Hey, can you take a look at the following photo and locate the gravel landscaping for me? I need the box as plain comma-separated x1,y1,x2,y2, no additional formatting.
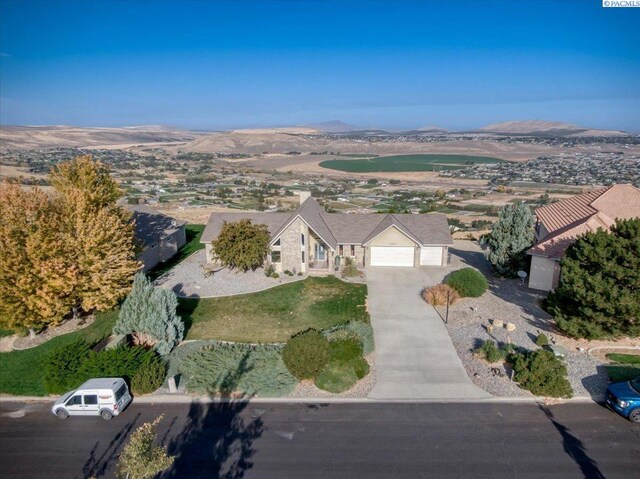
436,240,640,400
155,250,305,298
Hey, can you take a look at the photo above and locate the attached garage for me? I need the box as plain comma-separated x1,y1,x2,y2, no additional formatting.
370,246,415,267
420,246,443,266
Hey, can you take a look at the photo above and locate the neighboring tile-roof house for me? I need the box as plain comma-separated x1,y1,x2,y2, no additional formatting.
529,184,640,259
201,197,454,249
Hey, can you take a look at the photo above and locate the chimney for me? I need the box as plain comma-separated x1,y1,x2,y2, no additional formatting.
299,191,311,204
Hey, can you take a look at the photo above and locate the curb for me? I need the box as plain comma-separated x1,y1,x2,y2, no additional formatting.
0,394,599,405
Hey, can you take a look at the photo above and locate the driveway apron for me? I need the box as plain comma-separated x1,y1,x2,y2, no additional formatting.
366,267,490,399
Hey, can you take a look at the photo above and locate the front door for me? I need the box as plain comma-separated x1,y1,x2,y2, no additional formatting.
65,394,85,416
314,243,326,261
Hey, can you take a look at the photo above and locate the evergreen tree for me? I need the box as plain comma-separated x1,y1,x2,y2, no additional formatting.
484,202,535,277
212,219,270,271
114,273,184,355
547,218,640,339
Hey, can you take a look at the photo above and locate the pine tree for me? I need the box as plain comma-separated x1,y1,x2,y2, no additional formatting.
116,415,174,479
0,182,78,332
114,273,184,355
484,202,535,277
547,218,640,339
51,156,140,313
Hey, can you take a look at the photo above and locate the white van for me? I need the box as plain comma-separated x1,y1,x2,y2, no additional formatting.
51,378,132,420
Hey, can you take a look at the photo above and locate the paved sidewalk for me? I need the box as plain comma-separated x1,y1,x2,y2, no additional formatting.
366,267,490,400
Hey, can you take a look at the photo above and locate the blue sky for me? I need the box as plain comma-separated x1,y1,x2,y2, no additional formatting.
1,0,639,131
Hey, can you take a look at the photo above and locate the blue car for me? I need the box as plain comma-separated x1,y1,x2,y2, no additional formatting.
605,376,640,423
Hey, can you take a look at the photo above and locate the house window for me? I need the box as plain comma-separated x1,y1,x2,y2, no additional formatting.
302,251,305,263
339,245,344,256
350,245,355,256
273,238,281,246
271,251,281,263
301,233,305,246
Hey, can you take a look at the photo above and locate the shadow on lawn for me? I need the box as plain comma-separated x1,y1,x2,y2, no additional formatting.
176,296,200,335
163,352,263,479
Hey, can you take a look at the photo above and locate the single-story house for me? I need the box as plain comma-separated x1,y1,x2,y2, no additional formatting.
129,205,187,272
527,183,640,291
201,192,453,273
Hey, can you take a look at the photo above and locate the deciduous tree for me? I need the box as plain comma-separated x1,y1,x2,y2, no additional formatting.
547,218,640,339
0,182,77,332
51,156,139,313
116,415,174,479
211,219,270,271
483,202,535,277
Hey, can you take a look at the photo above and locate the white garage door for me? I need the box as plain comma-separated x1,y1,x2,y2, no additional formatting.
420,247,443,266
370,246,414,267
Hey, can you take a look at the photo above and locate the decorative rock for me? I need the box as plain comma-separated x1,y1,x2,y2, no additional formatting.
168,375,178,394
505,323,516,332
487,324,494,334
105,334,127,350
492,319,504,329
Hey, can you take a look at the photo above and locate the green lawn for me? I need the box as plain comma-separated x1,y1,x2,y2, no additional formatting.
0,328,15,338
606,353,640,364
606,365,640,383
319,154,505,173
179,276,369,343
0,310,118,396
147,224,205,280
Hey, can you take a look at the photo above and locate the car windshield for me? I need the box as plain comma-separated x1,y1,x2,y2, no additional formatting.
630,377,640,394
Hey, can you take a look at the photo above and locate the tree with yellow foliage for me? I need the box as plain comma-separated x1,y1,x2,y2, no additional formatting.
50,156,140,314
0,182,78,333
0,156,139,333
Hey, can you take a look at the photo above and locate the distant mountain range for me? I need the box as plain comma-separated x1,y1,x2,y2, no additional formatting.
0,119,631,151
301,119,627,136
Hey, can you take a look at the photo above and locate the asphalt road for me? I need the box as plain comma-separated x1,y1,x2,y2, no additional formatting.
0,401,638,478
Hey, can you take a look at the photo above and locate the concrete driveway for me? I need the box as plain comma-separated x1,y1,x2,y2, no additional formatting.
366,267,490,400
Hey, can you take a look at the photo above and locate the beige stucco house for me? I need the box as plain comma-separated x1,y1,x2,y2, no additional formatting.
528,184,640,291
201,193,453,273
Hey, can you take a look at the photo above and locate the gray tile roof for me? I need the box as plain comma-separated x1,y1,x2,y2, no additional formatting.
200,198,452,247
200,212,292,243
127,205,187,247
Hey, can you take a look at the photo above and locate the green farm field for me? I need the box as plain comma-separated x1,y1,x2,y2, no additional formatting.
319,154,505,173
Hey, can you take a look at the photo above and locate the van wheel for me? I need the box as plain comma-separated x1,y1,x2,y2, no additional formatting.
56,409,69,420
100,410,113,421
629,408,640,424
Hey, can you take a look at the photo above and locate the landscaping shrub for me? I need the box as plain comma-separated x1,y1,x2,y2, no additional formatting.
76,346,159,383
341,257,360,277
113,273,184,356
512,349,573,398
313,337,370,393
179,343,297,397
43,341,162,394
264,264,275,277
475,340,503,363
131,357,167,395
43,339,92,394
323,321,375,355
445,268,488,298
314,361,358,393
282,329,330,380
284,270,293,276
422,284,459,306
535,333,549,347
